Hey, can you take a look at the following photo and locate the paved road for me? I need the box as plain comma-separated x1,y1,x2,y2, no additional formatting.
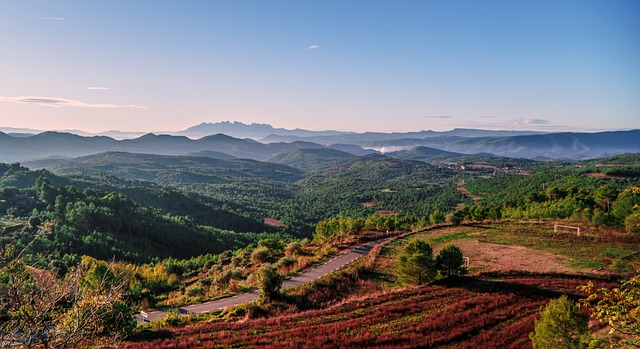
135,239,385,323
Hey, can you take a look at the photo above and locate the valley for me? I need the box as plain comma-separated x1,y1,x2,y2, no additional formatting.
1,127,639,348
3,1,638,346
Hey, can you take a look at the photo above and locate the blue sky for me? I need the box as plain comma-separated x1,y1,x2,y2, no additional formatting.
0,0,638,133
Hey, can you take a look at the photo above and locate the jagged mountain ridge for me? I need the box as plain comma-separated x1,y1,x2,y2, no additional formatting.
1,122,546,141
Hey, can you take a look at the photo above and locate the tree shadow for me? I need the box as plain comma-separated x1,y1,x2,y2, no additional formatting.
128,329,174,341
432,272,616,301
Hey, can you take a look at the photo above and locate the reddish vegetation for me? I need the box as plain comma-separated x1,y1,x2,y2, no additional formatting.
595,164,623,167
463,163,497,170
125,273,615,349
263,217,287,228
457,186,482,201
587,173,607,178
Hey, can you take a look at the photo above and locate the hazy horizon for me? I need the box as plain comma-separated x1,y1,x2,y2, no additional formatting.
1,1,639,133
1,120,639,139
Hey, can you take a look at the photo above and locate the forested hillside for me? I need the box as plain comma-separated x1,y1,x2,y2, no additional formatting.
2,150,640,348
44,152,469,234
1,129,638,164
4,152,640,266
458,154,640,231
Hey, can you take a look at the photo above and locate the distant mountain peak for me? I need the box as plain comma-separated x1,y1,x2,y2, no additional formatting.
192,121,274,127
33,131,83,139
184,121,276,133
200,133,243,141
178,121,345,140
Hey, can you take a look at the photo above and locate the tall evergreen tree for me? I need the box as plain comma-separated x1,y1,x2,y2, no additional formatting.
529,295,589,349
398,238,436,285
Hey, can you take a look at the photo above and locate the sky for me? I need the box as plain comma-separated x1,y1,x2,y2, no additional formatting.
0,0,638,133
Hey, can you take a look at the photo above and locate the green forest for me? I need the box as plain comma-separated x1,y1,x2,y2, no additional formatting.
3,153,640,267
1,151,640,348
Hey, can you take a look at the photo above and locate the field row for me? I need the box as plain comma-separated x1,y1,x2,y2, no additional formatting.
125,273,614,349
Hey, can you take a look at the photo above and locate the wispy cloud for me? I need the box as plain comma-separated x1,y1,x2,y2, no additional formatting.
422,115,452,119
306,45,320,50
0,96,147,109
42,17,64,20
85,86,110,90
477,115,496,119
512,118,550,125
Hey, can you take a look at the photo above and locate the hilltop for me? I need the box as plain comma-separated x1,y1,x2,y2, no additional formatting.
1,127,638,164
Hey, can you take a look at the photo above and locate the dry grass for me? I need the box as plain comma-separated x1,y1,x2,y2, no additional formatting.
375,221,640,286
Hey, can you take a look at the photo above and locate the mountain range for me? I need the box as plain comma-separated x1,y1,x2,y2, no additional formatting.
1,122,638,165
0,121,544,140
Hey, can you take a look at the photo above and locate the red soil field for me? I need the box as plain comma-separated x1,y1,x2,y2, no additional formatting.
263,217,287,228
124,273,615,349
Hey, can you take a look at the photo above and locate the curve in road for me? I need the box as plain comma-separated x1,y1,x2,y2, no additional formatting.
136,239,385,323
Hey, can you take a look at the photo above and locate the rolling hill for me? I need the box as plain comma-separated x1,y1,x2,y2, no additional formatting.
268,148,356,170
359,130,640,160
0,131,377,164
49,152,304,184
2,128,637,164
388,146,535,167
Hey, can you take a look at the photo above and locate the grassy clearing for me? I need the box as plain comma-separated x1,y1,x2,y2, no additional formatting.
428,230,474,243
376,221,640,278
470,221,640,272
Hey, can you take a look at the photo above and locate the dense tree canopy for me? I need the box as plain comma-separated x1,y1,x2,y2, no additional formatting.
435,244,466,277
398,238,436,285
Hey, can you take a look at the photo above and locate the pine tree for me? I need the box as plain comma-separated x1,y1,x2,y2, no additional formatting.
435,244,466,277
529,295,589,349
397,238,436,284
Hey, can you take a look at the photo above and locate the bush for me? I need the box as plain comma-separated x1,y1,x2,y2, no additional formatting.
256,264,283,301
251,246,271,264
625,211,640,234
285,241,303,256
185,282,205,297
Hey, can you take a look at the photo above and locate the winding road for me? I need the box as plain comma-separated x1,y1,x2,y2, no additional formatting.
135,239,387,323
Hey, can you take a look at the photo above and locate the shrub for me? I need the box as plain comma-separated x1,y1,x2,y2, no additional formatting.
285,241,303,256
185,282,205,297
251,246,271,264
256,264,283,301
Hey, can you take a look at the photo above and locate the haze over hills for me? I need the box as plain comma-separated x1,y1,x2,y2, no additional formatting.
0,121,547,140
1,122,638,164
268,148,356,171
0,131,333,163
259,128,548,144
387,146,536,169
179,122,547,140
179,121,349,139
359,130,640,160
